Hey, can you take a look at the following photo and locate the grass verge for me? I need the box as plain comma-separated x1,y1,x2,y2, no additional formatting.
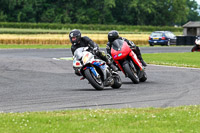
1,105,200,133
143,52,200,68
0,28,182,36
0,28,155,34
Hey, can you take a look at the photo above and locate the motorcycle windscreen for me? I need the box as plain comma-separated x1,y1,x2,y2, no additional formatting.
74,47,84,60
112,39,124,51
111,39,131,60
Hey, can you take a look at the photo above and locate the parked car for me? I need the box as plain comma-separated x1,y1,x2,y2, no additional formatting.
148,31,177,46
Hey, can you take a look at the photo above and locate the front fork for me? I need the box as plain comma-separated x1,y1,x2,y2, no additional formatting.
84,66,100,79
83,63,111,81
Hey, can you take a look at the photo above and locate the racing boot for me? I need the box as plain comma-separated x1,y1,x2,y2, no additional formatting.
110,63,118,72
106,59,118,72
140,59,147,67
99,51,118,71
133,46,147,67
137,55,147,67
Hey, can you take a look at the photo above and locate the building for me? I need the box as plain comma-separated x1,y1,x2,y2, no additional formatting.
176,21,198,45
183,21,200,36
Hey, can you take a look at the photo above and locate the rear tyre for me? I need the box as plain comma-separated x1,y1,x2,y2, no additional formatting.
111,75,122,89
123,63,139,84
84,69,104,90
139,71,147,82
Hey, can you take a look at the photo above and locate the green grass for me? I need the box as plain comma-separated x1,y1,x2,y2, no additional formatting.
1,105,200,133
0,28,152,34
0,28,183,35
143,52,200,68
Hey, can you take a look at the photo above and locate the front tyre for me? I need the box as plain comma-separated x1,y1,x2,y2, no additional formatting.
84,69,104,90
123,63,139,84
111,75,122,89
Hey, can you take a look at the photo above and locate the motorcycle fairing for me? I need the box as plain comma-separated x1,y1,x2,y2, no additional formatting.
114,60,125,74
111,41,131,60
129,51,143,71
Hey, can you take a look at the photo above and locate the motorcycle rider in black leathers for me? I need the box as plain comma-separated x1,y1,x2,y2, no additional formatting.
69,29,117,76
106,30,147,67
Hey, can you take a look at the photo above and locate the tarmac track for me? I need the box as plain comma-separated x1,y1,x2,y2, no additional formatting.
1,46,200,112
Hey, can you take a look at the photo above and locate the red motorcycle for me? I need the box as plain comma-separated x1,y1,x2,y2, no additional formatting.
111,39,147,83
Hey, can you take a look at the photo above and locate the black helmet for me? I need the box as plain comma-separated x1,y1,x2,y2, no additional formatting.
69,29,81,45
108,30,119,42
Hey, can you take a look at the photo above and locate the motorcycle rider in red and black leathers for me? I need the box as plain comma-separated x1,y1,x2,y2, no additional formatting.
69,29,117,75
106,30,147,67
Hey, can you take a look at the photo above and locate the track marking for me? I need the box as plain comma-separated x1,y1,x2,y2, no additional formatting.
52,57,73,61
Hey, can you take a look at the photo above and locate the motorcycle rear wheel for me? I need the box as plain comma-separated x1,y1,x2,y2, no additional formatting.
84,69,104,90
139,71,147,82
123,63,139,84
111,75,122,89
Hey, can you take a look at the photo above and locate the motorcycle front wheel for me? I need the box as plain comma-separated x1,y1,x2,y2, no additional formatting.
84,69,104,90
123,63,139,84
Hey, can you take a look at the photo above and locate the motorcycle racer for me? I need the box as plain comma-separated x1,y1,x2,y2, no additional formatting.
106,30,147,67
69,29,117,75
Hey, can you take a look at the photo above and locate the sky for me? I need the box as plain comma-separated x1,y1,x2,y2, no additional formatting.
196,0,200,5
195,0,200,15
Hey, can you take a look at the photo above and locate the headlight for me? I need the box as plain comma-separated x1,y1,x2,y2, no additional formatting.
73,60,82,67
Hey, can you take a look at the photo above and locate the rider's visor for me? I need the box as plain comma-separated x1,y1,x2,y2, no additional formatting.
72,37,77,41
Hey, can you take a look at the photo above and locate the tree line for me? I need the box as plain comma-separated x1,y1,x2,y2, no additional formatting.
0,0,200,26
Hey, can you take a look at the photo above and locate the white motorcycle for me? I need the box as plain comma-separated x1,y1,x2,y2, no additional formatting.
73,47,122,90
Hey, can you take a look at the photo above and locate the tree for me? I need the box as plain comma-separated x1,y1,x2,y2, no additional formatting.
185,0,200,23
0,11,7,22
0,0,199,25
